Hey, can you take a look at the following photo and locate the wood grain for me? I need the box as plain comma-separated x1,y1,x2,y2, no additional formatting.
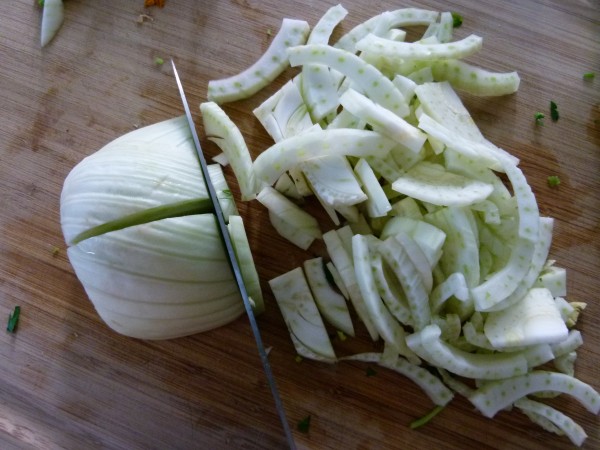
1,1,598,449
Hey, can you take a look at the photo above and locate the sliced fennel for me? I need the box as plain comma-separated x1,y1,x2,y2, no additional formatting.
207,18,310,103
196,6,597,446
200,102,257,201
269,267,336,361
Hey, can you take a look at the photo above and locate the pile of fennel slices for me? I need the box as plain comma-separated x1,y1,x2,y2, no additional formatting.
60,4,599,447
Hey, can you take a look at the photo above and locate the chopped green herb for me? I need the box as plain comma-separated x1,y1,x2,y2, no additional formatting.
50,245,60,256
336,330,347,341
451,12,463,28
297,415,311,433
550,100,559,122
294,355,303,363
534,112,545,124
583,72,595,80
154,57,165,66
366,366,377,377
266,28,272,37
547,175,561,187
38,0,44,6
7,306,21,333
410,405,445,429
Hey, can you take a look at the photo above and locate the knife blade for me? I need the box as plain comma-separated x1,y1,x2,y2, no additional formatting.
171,60,296,449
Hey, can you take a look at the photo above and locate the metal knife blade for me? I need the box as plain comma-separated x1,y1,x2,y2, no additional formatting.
171,60,296,449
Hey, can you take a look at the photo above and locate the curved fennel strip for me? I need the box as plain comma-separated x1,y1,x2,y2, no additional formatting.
431,59,521,96
302,4,348,121
339,88,427,153
376,237,431,330
406,324,530,380
353,234,412,355
41,0,64,47
287,44,410,117
356,34,483,61
323,229,379,340
391,161,494,207
354,158,392,218
200,102,257,201
515,398,588,447
471,159,540,311
334,8,439,52
207,18,310,103
252,128,396,188
469,371,600,418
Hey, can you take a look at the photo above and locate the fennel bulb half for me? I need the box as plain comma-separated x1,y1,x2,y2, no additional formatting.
60,116,262,339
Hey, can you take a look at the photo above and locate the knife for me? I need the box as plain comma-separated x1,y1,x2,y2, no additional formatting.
171,60,296,449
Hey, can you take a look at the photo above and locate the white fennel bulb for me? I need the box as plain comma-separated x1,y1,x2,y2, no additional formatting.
60,116,262,339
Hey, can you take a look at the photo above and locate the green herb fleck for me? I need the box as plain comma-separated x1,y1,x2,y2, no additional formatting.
266,28,272,37
297,415,311,433
534,112,545,124
38,0,44,6
451,12,463,28
583,72,595,80
336,330,347,341
294,355,303,363
7,306,21,333
154,57,164,66
550,100,559,122
366,366,377,377
410,405,445,429
547,175,561,187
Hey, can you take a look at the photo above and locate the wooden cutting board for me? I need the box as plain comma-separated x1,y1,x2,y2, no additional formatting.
1,1,598,448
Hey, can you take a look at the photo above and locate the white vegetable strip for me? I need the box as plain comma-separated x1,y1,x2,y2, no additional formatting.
339,88,427,152
41,0,64,47
379,357,454,406
551,330,583,358
269,267,336,360
207,18,310,103
353,234,411,355
356,34,483,61
303,257,355,337
431,59,521,96
406,324,530,380
515,398,588,447
302,4,348,121
301,156,367,207
287,44,410,117
326,261,349,300
370,250,413,327
353,158,392,217
430,272,469,314
418,114,509,170
257,186,321,250
334,8,439,52
469,371,600,418
253,128,396,188
380,217,446,268
377,237,431,330
393,232,433,294
200,102,257,201
323,229,379,340
487,217,554,312
392,162,494,207
228,215,264,313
